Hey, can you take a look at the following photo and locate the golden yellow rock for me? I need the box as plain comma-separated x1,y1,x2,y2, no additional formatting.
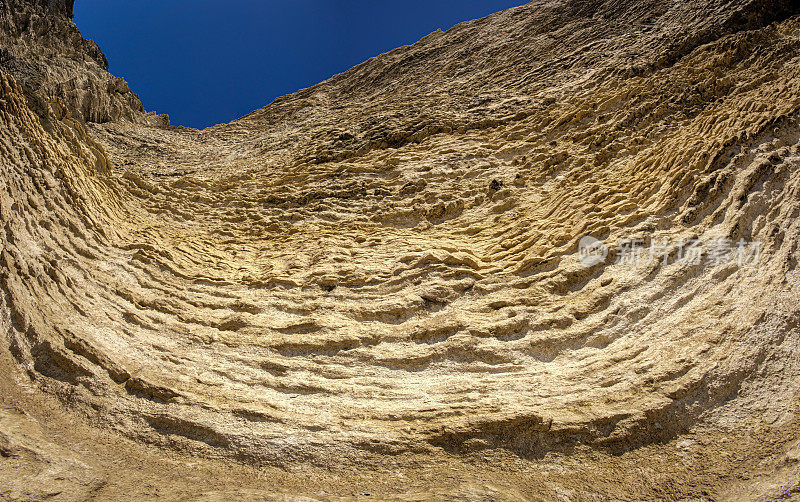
1,0,800,499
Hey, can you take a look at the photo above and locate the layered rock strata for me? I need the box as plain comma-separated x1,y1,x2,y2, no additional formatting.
2,0,800,499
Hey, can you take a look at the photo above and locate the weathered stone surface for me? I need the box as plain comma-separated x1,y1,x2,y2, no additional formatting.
1,0,800,499
0,0,168,125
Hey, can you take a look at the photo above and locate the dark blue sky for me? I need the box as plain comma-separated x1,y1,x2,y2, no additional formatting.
74,1,526,129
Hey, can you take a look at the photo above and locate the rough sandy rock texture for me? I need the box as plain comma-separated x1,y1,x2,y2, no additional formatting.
0,0,168,125
2,0,800,499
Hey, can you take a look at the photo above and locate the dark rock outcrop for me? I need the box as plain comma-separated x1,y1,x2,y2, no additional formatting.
0,0,168,125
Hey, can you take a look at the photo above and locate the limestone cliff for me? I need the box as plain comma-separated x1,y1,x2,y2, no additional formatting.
0,0,168,124
1,0,800,499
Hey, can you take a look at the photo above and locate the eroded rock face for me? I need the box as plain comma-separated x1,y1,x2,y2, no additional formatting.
0,0,168,125
1,0,800,499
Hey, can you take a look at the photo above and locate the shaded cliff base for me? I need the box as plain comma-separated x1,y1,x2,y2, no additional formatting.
1,346,799,500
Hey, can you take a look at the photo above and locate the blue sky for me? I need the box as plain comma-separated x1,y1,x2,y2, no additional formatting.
74,1,527,129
